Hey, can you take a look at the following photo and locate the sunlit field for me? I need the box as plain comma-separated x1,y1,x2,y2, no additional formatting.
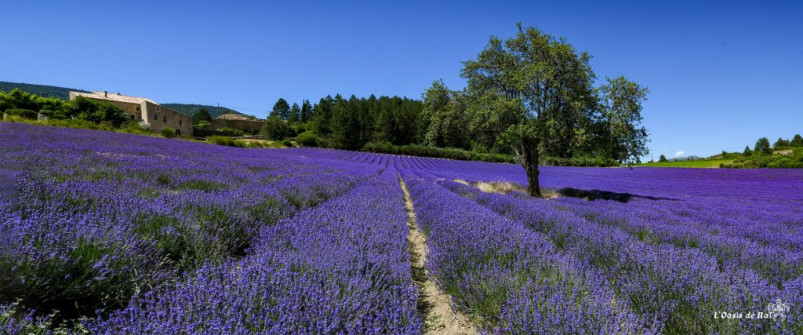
1,123,801,334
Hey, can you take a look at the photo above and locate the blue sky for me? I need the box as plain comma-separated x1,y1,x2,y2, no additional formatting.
1,1,801,158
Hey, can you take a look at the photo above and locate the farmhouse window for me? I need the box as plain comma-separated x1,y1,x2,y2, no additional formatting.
179,120,182,126
154,114,158,120
163,116,167,123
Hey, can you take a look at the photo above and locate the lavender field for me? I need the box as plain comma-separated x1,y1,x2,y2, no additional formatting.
1,123,801,334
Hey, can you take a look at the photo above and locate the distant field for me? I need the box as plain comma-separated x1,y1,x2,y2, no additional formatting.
638,159,731,168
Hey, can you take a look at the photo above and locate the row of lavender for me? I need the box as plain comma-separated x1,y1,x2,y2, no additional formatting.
401,168,658,333
1,123,418,333
397,154,803,252
388,154,802,333
88,169,419,333
396,155,803,281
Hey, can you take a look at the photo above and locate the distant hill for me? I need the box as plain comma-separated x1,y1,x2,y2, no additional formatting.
0,81,88,100
667,155,701,162
0,81,246,119
161,104,242,119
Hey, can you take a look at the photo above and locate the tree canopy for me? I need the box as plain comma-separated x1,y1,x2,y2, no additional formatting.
192,108,212,124
792,134,803,147
271,98,290,120
754,137,772,155
457,23,649,196
1,89,127,126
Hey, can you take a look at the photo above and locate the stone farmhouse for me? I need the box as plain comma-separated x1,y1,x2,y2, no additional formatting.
69,91,193,136
211,112,265,135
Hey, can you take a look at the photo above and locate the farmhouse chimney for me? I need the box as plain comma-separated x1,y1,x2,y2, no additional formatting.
104,91,108,97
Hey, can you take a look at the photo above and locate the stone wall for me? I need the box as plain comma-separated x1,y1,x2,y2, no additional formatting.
141,101,193,136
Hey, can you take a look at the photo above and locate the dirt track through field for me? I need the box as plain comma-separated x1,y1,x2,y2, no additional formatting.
398,175,478,335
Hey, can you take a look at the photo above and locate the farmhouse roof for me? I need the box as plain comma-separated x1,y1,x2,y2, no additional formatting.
71,91,157,105
214,112,259,121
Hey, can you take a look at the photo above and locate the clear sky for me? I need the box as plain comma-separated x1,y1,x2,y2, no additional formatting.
1,1,801,159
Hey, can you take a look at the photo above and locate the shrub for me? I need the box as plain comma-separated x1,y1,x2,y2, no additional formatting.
194,120,211,129
217,127,244,137
541,156,618,167
362,141,515,163
38,109,66,120
260,117,289,140
161,127,176,138
280,139,293,147
67,97,128,127
4,108,37,120
138,121,152,131
209,136,246,148
291,123,308,135
296,131,322,147
1,89,68,117
243,140,286,149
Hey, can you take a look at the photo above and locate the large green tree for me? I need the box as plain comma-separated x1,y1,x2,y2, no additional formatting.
271,98,290,120
330,95,363,149
375,96,423,145
773,137,790,148
460,24,647,197
312,96,334,135
261,116,289,140
421,80,470,149
288,103,301,123
754,137,772,155
791,134,803,147
66,97,127,127
300,99,312,123
596,76,649,164
192,108,212,124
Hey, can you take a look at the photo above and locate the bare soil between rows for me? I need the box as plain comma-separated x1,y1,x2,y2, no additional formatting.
399,175,477,335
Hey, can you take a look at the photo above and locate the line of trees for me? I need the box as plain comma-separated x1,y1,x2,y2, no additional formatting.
723,134,803,168
742,135,803,156
0,89,128,127
262,95,425,151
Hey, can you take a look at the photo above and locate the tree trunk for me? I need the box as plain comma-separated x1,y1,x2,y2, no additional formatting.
517,136,542,198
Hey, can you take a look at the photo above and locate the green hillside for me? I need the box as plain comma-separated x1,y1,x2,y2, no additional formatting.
639,159,732,168
0,81,87,100
161,104,241,118
0,81,244,118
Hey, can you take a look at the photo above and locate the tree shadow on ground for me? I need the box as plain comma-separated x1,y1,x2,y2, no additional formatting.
557,187,677,203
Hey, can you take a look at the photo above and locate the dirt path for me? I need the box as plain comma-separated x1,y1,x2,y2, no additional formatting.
398,175,478,335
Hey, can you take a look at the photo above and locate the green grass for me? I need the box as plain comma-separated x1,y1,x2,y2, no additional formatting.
638,159,732,168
